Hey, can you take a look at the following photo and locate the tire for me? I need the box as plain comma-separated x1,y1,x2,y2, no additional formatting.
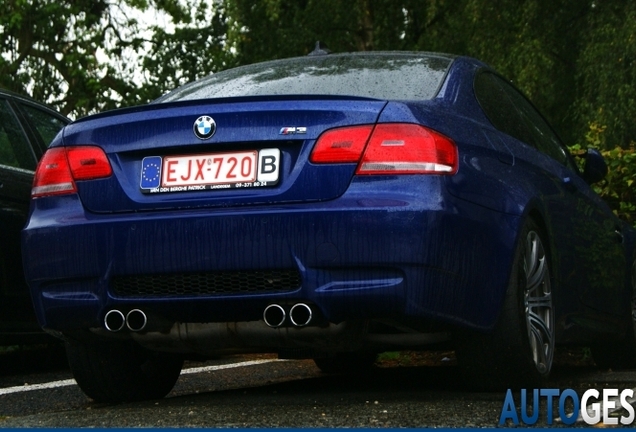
592,259,636,369
66,339,183,403
313,352,377,374
456,219,555,389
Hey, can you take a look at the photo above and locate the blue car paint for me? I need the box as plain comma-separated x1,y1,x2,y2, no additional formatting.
24,172,520,331
67,98,388,213
21,54,633,350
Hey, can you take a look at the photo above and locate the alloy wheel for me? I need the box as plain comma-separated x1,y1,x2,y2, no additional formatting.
523,230,554,375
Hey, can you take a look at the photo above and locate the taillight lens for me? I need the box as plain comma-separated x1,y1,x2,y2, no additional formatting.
32,146,112,198
310,123,457,175
357,124,457,175
66,147,113,180
310,125,374,163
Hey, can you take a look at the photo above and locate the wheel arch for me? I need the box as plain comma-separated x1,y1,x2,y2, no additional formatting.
518,205,558,288
455,207,557,387
506,205,560,322
525,209,553,260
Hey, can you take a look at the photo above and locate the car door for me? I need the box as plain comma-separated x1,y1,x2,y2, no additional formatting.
475,71,625,318
0,96,39,324
496,76,626,318
0,94,67,333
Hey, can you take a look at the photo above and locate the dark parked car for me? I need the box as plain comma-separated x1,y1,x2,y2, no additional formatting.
22,51,636,402
0,89,68,344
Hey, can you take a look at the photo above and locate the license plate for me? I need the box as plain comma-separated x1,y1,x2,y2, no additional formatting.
140,148,280,193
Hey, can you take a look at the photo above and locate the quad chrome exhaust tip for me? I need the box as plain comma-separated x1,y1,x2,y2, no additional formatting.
105,303,313,332
104,309,147,332
289,303,312,327
263,303,313,328
263,304,286,328
126,309,147,332
104,309,126,332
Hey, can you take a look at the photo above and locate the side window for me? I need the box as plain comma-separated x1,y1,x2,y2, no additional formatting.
475,71,576,170
497,80,570,166
20,104,66,146
474,72,536,147
0,99,36,170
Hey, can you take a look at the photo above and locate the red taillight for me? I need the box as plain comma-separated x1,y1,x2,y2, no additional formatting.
31,148,75,197
66,147,113,180
32,146,112,198
310,125,374,163
310,123,457,175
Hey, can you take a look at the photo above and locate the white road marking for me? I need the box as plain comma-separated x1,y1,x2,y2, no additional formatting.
180,359,283,375
0,359,282,396
0,379,77,396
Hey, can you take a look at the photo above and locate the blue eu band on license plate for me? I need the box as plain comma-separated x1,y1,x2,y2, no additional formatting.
140,148,280,193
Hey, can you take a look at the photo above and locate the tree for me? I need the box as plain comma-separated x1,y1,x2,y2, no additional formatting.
223,0,635,150
0,0,230,118
574,1,636,149
2,0,635,152
1,0,138,117
137,0,234,102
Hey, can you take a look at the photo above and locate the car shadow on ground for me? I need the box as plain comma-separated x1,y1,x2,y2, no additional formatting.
0,343,68,376
171,347,605,405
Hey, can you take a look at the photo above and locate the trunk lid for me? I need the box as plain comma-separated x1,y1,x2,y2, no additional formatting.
63,96,387,213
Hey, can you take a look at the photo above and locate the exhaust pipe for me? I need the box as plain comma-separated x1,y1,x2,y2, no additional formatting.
263,304,286,328
289,303,313,327
126,309,147,332
104,310,125,332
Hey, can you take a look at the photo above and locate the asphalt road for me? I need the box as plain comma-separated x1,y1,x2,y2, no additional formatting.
0,345,635,428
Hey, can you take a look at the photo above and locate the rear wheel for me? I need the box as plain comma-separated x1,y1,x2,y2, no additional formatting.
592,260,636,369
66,338,183,403
456,219,555,389
313,352,377,374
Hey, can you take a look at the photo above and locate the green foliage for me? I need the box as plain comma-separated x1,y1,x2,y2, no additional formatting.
0,0,230,118
376,351,401,361
137,1,233,102
569,123,636,226
223,0,636,152
0,0,635,158
0,0,122,117
574,1,636,150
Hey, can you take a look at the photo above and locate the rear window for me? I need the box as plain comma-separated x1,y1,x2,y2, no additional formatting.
157,53,453,103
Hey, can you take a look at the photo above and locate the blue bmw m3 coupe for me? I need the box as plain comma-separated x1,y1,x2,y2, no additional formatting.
22,51,636,402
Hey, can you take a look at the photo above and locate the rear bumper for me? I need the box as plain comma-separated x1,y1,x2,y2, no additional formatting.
23,176,520,334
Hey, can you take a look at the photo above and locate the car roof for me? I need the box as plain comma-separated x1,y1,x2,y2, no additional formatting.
0,87,68,118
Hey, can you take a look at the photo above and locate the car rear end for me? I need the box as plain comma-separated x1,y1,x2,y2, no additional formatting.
22,53,518,358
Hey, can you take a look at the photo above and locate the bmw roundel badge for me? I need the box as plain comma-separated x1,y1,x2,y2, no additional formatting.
193,115,216,140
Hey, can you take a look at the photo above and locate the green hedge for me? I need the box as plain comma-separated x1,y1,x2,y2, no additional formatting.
569,123,636,226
